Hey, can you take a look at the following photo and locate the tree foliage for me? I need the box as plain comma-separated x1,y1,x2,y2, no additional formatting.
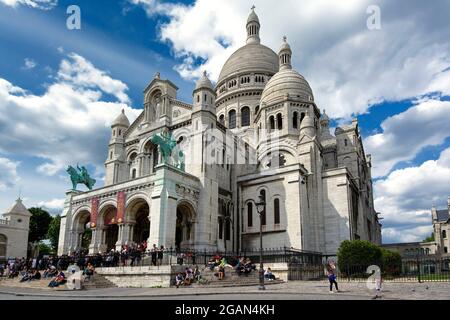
47,215,61,251
28,208,53,243
423,233,435,242
337,240,402,276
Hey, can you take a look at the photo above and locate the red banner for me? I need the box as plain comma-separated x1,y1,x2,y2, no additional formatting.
116,191,126,224
90,197,99,228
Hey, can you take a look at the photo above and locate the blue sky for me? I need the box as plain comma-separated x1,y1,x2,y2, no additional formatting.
0,0,449,244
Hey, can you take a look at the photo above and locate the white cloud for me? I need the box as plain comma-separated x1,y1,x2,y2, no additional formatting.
37,198,64,210
365,99,450,177
0,157,20,191
0,52,141,176
0,0,57,10
375,147,450,243
129,0,450,119
22,58,37,70
58,53,130,104
382,226,432,244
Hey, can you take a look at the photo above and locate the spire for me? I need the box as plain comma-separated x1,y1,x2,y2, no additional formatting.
279,36,292,70
246,6,260,44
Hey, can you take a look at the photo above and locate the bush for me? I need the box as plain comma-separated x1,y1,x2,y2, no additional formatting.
381,248,402,276
337,240,402,277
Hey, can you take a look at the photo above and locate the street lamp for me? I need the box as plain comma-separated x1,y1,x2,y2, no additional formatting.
255,194,266,290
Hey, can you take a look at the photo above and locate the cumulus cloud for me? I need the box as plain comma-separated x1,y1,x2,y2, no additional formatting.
0,52,140,176
375,147,450,243
0,0,57,10
0,157,20,191
22,58,37,70
365,99,450,177
37,198,65,210
129,0,450,119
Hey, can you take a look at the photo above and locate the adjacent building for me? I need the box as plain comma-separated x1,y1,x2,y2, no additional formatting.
0,198,31,261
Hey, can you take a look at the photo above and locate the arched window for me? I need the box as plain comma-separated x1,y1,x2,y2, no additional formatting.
293,112,298,129
110,151,113,160
131,169,137,179
118,129,122,136
152,148,159,171
269,116,275,130
277,113,283,130
0,234,7,258
247,203,253,227
229,110,236,129
300,113,306,126
260,190,266,226
344,139,348,147
197,95,200,103
219,114,225,126
241,107,250,127
445,247,449,254
274,198,280,224
225,219,231,241
218,218,223,240
443,230,447,239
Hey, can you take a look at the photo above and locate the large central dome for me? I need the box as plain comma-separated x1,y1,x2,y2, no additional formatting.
217,43,278,85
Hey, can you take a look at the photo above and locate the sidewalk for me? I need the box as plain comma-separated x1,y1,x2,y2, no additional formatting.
1,280,449,299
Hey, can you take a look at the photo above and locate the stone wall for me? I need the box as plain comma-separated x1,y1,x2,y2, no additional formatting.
96,265,186,288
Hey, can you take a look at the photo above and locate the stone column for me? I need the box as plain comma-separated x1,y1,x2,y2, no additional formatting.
149,164,178,248
116,224,125,251
57,189,83,256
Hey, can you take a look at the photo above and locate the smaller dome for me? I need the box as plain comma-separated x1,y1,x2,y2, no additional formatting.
195,71,214,91
112,109,130,127
260,69,314,104
247,8,260,25
320,110,330,123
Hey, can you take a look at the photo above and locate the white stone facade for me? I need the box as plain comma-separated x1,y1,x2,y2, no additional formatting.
0,199,31,261
58,9,381,256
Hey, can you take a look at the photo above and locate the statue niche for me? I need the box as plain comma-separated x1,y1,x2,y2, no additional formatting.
145,91,162,123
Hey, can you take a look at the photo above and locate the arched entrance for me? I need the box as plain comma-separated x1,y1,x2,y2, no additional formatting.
131,200,150,244
175,202,195,249
0,234,7,260
72,210,91,252
102,206,119,251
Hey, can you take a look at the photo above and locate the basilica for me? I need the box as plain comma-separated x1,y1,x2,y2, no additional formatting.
58,9,381,256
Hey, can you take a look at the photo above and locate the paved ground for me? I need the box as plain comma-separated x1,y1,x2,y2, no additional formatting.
1,280,450,300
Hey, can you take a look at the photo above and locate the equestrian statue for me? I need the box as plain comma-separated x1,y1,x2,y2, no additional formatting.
66,164,96,190
150,130,185,172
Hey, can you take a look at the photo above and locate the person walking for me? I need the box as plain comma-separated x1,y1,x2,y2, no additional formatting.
158,245,164,266
151,244,158,266
327,262,339,293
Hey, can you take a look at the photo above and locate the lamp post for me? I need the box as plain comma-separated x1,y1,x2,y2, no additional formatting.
255,194,266,290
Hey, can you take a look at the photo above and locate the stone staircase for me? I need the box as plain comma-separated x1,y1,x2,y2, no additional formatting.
191,266,284,288
83,273,117,289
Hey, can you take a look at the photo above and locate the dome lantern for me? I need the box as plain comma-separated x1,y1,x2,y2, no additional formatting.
279,36,292,71
246,6,260,44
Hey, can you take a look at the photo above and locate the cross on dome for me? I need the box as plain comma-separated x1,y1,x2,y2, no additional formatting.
251,5,255,10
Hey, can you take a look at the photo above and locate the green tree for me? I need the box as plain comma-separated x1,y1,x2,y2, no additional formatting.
47,215,61,251
337,240,383,270
82,228,92,249
28,208,53,243
423,233,435,242
381,248,402,276
38,242,51,256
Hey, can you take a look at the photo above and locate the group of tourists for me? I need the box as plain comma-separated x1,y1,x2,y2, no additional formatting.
175,265,202,288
